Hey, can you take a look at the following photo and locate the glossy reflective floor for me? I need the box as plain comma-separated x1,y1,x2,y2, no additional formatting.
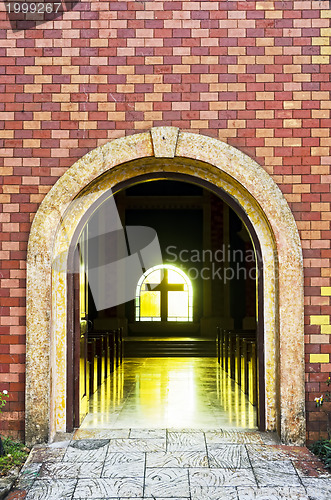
80,358,257,430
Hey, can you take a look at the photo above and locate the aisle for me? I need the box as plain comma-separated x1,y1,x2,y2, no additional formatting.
80,357,257,430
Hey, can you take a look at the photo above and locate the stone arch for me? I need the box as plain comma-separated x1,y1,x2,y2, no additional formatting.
26,127,305,445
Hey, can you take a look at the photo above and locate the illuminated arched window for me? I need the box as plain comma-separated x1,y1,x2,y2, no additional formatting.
135,264,193,322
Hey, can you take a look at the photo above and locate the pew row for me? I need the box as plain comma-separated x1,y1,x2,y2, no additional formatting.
216,327,257,406
86,327,123,396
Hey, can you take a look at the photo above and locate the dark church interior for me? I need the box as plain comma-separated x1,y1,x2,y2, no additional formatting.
75,179,259,430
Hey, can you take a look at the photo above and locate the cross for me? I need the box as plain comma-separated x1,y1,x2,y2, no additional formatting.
146,268,185,321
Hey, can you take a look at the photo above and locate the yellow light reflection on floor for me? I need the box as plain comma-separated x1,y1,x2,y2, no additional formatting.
80,358,257,430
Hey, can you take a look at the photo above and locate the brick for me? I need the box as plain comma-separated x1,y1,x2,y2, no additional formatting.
310,354,330,363
310,315,330,325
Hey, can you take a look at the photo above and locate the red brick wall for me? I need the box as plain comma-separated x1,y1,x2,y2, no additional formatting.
1,1,331,442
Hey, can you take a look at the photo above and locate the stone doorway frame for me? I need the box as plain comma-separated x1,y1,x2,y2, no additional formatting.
26,127,305,445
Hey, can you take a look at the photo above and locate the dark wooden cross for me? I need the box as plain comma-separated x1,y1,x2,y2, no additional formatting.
147,268,185,321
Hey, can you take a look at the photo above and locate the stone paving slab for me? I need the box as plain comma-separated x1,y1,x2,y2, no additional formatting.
237,486,310,499
25,479,77,500
145,468,190,497
167,432,206,452
63,445,109,463
107,438,166,453
301,477,331,500
73,477,144,498
207,443,250,468
189,467,257,488
146,451,208,468
73,429,130,440
102,452,145,478
253,466,302,487
190,486,238,500
129,429,167,439
27,445,67,463
205,429,265,445
38,461,104,479
4,429,331,499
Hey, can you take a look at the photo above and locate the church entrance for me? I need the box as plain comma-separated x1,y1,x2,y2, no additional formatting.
67,176,263,433
26,128,305,446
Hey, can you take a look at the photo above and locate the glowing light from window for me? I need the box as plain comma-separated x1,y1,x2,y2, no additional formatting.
135,264,193,322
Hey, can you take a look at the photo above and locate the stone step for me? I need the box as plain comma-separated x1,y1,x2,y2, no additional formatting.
123,337,216,357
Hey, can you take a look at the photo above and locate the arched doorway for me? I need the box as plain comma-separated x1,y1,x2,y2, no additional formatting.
26,128,305,445
66,174,262,431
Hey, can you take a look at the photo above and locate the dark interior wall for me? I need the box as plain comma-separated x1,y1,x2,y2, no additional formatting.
83,180,256,332
210,193,224,319
125,180,202,197
229,209,248,329
125,209,203,323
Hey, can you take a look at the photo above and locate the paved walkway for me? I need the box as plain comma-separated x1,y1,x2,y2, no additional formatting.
5,428,331,500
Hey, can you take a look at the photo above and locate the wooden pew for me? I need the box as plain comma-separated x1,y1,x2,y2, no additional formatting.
247,340,257,406
87,337,98,395
218,327,226,369
88,330,119,390
79,329,89,403
235,334,241,385
88,332,105,387
216,327,240,376
86,329,123,399
119,327,123,364
216,326,221,364
114,328,122,367
228,331,237,380
221,329,242,380
240,337,257,406
216,327,257,406
108,331,115,374
235,330,256,387
223,329,229,373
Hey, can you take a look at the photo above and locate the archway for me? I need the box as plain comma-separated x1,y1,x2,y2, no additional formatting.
26,127,305,445
68,174,261,431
